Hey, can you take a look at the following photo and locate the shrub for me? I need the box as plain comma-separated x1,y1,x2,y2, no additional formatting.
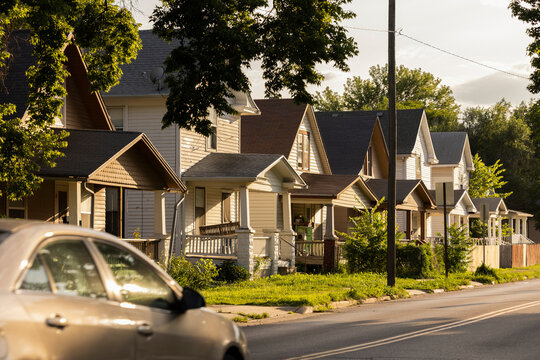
167,255,218,290
397,243,435,278
435,224,473,273
473,263,499,284
216,260,250,283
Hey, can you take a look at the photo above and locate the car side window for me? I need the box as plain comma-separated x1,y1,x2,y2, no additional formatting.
95,242,176,310
39,240,107,299
20,256,51,293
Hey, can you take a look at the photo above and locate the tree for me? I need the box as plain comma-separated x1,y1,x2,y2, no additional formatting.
468,154,512,199
151,0,358,135
0,1,140,200
510,1,540,93
314,64,462,131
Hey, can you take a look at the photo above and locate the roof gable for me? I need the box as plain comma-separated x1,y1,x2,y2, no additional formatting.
366,179,435,208
316,111,380,175
290,173,377,201
431,132,473,167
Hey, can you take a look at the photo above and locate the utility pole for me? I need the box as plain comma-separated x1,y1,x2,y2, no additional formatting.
387,0,397,287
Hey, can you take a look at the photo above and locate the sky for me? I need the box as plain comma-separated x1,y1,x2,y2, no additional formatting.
133,0,538,108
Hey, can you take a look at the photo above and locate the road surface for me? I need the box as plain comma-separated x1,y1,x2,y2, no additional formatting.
244,278,540,359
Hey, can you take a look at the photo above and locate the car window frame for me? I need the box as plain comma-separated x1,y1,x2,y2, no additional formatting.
15,236,115,301
87,238,183,313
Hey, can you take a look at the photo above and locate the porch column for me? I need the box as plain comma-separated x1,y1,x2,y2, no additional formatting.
237,186,254,274
68,181,81,226
324,203,338,272
465,215,470,237
420,211,426,242
280,190,296,266
497,216,502,242
524,218,528,238
510,218,514,234
154,191,167,237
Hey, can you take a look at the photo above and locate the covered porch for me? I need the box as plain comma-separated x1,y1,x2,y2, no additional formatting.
428,190,477,240
180,153,306,275
506,210,534,243
471,197,510,244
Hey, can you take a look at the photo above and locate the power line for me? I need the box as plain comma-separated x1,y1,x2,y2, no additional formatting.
343,25,530,80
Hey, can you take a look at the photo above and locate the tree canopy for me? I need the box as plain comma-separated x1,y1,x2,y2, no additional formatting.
468,154,512,199
510,0,540,93
0,0,140,200
151,0,358,136
314,64,461,131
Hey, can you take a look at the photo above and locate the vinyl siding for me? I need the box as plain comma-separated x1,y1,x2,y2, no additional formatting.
94,185,106,232
431,167,454,190
217,116,240,154
289,112,324,174
333,184,371,209
397,210,407,233
65,75,94,129
249,191,277,233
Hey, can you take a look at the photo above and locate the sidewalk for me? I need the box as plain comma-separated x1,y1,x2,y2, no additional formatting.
208,281,484,326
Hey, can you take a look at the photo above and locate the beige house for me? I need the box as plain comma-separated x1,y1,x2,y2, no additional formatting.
0,33,185,260
103,31,305,274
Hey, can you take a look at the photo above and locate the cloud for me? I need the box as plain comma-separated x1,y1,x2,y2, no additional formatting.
453,71,538,107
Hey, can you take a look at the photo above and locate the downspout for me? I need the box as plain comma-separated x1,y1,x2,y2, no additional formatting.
83,182,95,228
167,194,185,271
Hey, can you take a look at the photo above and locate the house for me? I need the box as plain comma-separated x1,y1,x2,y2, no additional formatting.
0,32,185,260
315,111,436,242
470,198,508,244
241,100,379,268
103,31,305,274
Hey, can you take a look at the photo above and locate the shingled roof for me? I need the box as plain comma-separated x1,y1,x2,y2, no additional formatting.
241,99,308,156
366,179,435,208
0,31,33,119
315,111,380,175
104,30,178,97
431,132,468,165
428,189,468,208
290,173,376,201
471,197,508,214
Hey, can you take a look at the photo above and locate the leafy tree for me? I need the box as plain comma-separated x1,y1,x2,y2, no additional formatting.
0,1,140,200
435,224,472,273
510,0,540,93
151,0,358,135
314,64,461,131
468,154,512,199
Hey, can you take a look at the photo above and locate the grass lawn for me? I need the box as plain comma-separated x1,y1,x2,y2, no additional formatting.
201,264,540,307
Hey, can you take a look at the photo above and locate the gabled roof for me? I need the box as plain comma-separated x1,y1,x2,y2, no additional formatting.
366,179,436,209
315,111,385,175
428,189,476,212
104,30,177,97
38,129,185,191
472,197,508,214
241,99,307,156
355,109,437,162
431,132,473,169
241,99,332,173
289,173,377,202
0,31,113,130
181,153,306,187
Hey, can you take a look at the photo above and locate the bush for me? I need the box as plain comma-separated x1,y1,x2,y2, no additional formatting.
216,260,250,283
435,224,473,273
167,255,218,290
473,263,499,284
397,243,435,278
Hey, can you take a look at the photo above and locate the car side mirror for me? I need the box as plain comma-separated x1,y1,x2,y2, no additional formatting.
176,287,206,313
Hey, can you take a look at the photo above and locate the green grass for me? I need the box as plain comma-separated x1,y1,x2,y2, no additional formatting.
201,264,540,307
237,312,269,320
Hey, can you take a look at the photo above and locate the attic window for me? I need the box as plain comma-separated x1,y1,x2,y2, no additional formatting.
364,146,373,177
297,130,310,171
108,107,124,131
207,109,217,151
415,155,422,179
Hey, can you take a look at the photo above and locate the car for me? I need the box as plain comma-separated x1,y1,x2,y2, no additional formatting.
0,219,249,360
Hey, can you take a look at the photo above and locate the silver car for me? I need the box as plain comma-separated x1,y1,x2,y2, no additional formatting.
0,220,248,360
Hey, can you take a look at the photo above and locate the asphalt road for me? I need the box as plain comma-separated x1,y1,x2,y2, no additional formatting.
243,278,540,359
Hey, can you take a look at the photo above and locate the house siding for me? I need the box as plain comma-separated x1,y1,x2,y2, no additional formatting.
289,112,324,174
94,185,106,232
249,191,277,233
65,75,94,129
27,180,55,221
333,185,371,209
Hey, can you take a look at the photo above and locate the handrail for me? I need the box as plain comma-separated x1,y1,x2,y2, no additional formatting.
280,236,308,257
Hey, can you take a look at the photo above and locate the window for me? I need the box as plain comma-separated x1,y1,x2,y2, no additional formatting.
95,242,176,310
106,188,121,237
207,110,217,150
415,155,422,179
296,131,310,171
222,192,231,223
364,146,373,177
27,240,107,299
195,187,206,232
107,106,124,131
7,199,26,219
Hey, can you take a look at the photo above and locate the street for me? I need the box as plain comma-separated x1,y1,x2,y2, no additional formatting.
244,278,540,359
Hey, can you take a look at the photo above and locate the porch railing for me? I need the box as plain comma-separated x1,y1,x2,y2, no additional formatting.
295,241,325,257
199,222,240,235
124,238,162,262
185,234,238,258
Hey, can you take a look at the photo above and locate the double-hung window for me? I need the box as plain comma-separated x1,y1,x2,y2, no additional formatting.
297,131,310,171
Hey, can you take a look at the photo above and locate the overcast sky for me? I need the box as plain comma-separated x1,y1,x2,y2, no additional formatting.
133,0,538,108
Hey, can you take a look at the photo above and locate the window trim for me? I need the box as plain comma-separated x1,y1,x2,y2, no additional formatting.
297,130,310,171
107,106,125,131
364,145,373,177
415,155,422,179
7,198,27,219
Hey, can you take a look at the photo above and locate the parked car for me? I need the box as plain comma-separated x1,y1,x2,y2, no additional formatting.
0,219,248,360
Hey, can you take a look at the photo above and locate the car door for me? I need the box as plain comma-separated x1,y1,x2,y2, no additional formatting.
16,237,135,360
92,240,214,360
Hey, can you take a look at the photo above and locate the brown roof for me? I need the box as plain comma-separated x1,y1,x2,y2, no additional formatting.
290,173,376,202
366,179,435,208
241,99,307,156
